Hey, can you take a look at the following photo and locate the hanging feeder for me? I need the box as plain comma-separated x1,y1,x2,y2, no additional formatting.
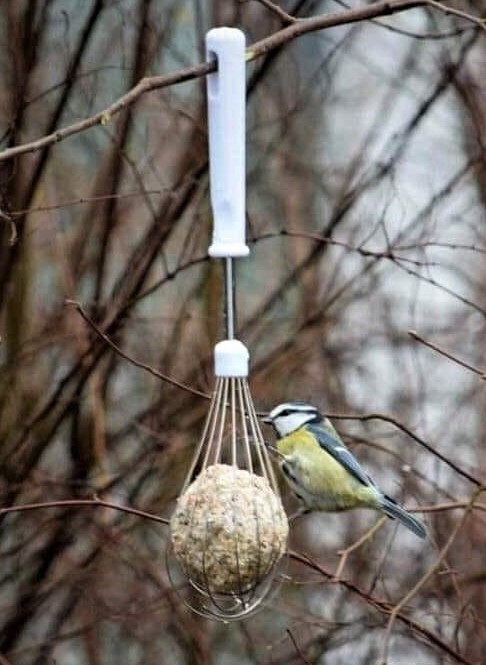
167,27,288,621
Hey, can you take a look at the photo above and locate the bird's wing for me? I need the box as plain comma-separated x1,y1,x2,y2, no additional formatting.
307,421,377,489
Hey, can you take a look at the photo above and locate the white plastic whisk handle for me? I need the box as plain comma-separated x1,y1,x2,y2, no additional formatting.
206,28,249,258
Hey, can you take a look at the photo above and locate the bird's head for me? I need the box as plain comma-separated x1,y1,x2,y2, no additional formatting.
263,402,321,438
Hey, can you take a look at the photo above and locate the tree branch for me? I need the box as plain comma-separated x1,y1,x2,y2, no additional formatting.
409,329,486,379
329,411,483,487
381,486,485,663
290,549,476,665
66,299,210,400
0,496,169,525
0,0,483,163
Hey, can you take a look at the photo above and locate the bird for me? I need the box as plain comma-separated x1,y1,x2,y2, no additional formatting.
263,401,426,539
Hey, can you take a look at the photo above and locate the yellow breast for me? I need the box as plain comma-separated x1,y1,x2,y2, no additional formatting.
276,428,377,511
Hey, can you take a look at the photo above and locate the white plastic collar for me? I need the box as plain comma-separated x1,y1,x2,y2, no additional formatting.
214,339,249,377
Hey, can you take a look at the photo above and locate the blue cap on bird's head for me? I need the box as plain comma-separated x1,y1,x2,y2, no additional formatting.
263,402,322,437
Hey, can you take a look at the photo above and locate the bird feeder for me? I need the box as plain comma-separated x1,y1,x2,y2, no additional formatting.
167,27,288,621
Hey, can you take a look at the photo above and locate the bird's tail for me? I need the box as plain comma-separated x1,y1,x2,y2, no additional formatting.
380,496,426,539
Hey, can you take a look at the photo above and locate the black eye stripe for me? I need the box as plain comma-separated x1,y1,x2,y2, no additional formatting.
272,404,320,420
281,462,298,483
279,408,315,417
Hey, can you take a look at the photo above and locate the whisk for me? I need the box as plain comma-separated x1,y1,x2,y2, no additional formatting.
167,28,288,621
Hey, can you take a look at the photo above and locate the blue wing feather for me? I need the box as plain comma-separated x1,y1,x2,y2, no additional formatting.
306,422,377,489
304,419,426,538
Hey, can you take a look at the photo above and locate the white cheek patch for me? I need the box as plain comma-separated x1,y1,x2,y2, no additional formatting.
277,413,315,436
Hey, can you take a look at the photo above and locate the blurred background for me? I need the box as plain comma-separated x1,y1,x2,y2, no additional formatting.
0,1,485,663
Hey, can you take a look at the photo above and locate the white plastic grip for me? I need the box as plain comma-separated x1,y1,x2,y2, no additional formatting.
214,339,249,377
206,27,249,258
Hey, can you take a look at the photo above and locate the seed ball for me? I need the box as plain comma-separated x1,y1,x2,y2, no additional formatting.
170,464,288,595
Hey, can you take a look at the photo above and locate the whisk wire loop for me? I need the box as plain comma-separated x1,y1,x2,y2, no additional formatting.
169,374,288,619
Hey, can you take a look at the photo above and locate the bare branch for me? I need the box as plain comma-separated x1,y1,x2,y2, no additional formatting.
289,550,476,665
425,0,486,29
409,329,486,379
66,300,210,400
254,0,300,24
245,0,485,61
330,411,483,487
419,501,486,513
10,190,163,218
334,518,386,580
286,629,313,665
0,0,483,163
0,497,169,525
381,486,485,662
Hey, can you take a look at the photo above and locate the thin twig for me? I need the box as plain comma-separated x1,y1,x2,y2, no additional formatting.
409,329,486,379
333,0,477,39
256,0,300,24
380,485,485,663
334,518,386,580
257,227,438,267
289,550,476,665
426,0,486,30
418,500,486,513
66,299,210,399
245,0,484,62
0,496,169,524
286,629,313,665
329,411,482,487
10,190,163,217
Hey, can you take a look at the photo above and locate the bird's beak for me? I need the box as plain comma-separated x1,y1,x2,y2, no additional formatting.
262,415,272,424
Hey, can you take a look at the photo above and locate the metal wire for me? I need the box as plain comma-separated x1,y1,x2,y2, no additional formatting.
168,375,287,620
182,376,279,490
224,257,235,340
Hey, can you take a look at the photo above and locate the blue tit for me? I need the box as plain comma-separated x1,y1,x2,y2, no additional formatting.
263,402,426,539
